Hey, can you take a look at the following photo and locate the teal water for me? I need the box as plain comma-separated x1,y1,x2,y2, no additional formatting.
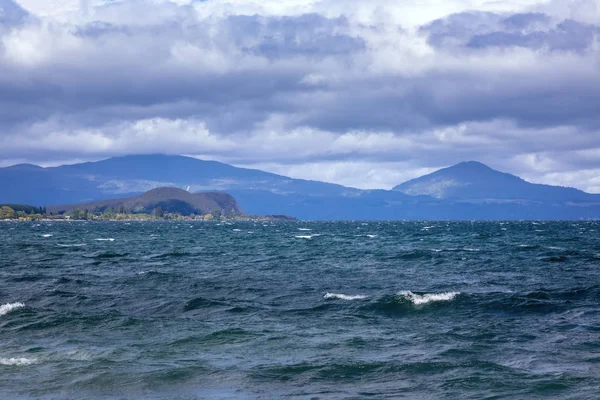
1,221,600,399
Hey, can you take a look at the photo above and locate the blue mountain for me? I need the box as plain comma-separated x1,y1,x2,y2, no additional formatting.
2,155,600,220
393,161,594,203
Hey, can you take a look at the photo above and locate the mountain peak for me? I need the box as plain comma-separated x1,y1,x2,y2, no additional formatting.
6,163,43,170
454,161,492,169
393,161,590,202
393,161,516,198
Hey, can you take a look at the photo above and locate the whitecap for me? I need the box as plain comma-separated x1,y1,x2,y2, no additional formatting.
232,229,242,232
298,228,312,231
295,234,320,239
0,302,25,316
0,357,37,366
95,238,115,241
41,234,53,238
398,291,460,305
324,293,368,301
57,243,86,247
366,234,378,238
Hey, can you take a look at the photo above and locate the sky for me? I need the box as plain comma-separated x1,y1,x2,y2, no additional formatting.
1,0,599,192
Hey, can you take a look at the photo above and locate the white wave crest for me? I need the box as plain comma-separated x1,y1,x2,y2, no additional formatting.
324,293,368,301
298,228,312,231
0,357,37,366
295,234,320,239
398,291,459,305
95,238,115,241
0,302,25,316
57,243,86,247
41,234,53,238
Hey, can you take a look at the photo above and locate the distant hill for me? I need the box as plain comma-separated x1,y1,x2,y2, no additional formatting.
2,155,600,220
393,161,597,204
47,187,246,216
0,154,358,207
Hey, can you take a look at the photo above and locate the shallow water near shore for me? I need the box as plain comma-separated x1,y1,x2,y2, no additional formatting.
1,221,600,399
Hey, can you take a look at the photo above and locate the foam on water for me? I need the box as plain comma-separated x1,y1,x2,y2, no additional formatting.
295,234,320,239
0,302,25,316
324,293,368,301
57,243,86,247
95,238,115,241
41,234,53,238
398,291,460,305
298,228,312,231
0,357,37,366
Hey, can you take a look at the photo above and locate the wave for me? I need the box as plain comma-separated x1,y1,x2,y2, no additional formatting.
298,228,312,231
398,291,460,305
295,234,320,239
0,302,25,316
0,357,37,366
41,234,53,238
92,252,127,259
183,296,225,311
95,238,115,241
57,243,86,247
324,293,368,301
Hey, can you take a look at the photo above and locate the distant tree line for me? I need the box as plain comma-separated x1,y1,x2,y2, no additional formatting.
0,203,244,221
0,205,46,220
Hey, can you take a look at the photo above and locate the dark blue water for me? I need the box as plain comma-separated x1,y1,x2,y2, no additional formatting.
1,221,600,399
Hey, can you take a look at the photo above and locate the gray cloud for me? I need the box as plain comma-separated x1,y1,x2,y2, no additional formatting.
0,0,30,27
422,11,600,52
1,0,600,192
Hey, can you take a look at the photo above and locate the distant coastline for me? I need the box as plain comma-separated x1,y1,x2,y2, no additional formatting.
0,188,297,222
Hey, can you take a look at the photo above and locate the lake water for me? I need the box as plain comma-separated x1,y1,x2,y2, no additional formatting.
1,221,600,399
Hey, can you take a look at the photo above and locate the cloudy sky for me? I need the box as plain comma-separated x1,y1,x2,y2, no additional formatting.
1,0,599,191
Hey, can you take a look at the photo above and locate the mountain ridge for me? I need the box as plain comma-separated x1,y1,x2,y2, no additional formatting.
2,155,600,220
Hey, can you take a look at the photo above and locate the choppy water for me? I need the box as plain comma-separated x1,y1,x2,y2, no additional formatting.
1,221,600,399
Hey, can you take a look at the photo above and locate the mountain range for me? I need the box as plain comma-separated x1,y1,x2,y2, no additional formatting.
2,155,599,220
